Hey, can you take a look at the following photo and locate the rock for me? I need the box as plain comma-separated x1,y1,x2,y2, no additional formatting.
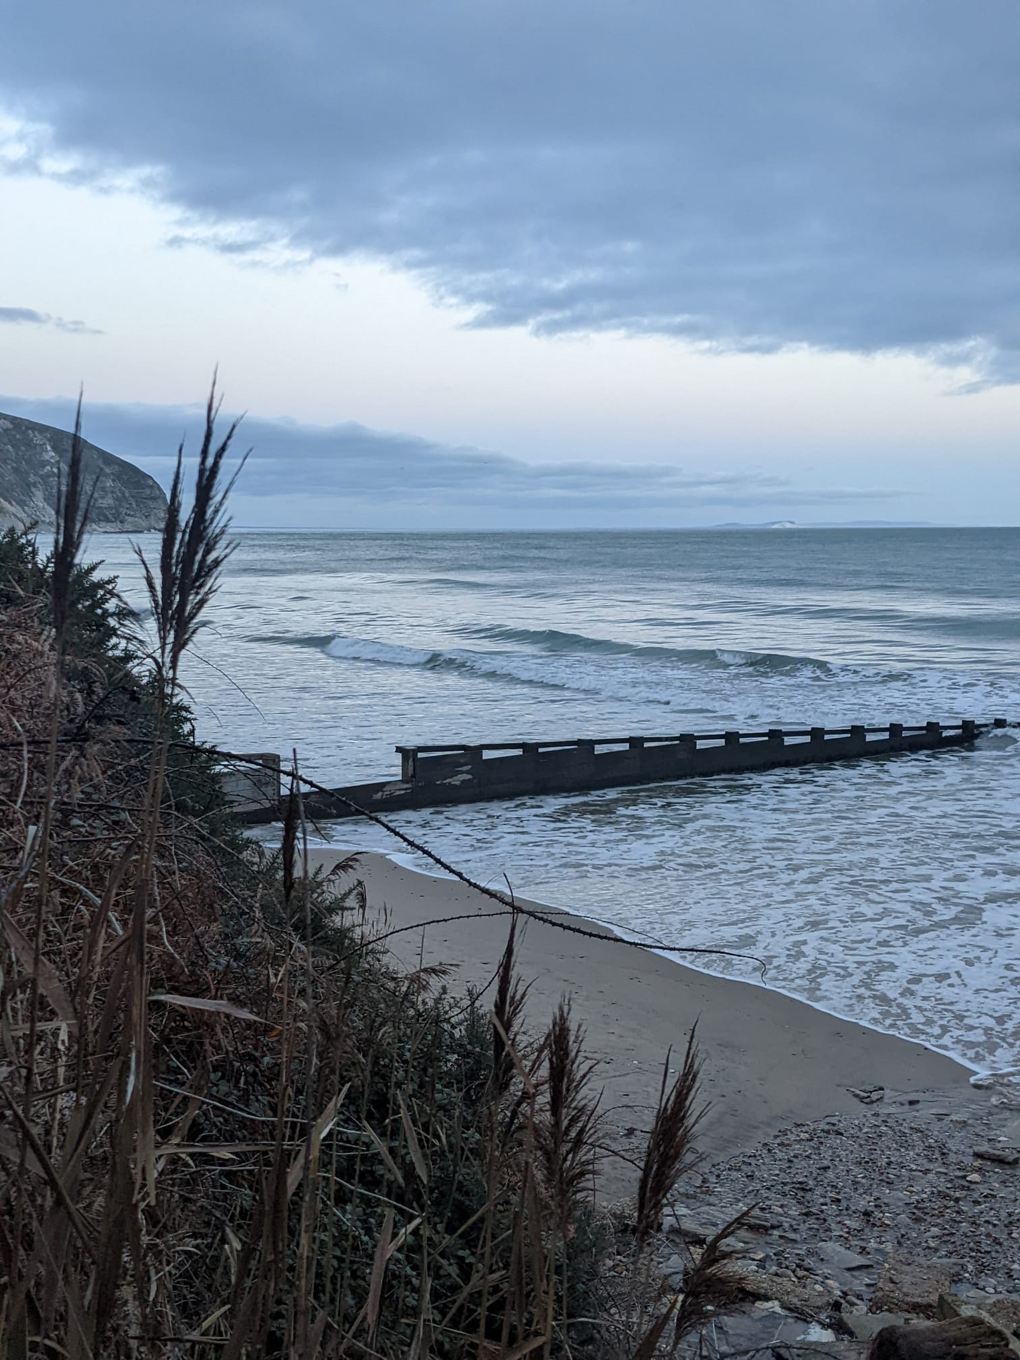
798,1323,837,1342
670,1215,722,1243
728,1266,836,1319
975,1148,1020,1166
948,1295,1020,1339
872,1253,953,1319
941,1289,1020,1332
968,1173,984,1183
984,1298,1020,1336
817,1240,873,1273
846,1313,915,1342
692,1307,811,1357
669,1209,769,1243
847,1086,886,1104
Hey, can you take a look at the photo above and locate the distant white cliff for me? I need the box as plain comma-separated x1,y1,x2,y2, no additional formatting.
0,411,168,533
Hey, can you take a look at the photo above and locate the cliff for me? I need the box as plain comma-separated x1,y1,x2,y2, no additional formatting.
0,411,168,533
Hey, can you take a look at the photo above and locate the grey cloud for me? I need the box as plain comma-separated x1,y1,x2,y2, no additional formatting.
0,305,101,334
1,2,1018,382
0,307,49,324
0,394,900,523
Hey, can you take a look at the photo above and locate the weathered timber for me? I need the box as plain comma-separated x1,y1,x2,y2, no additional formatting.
868,1315,1020,1360
229,717,1012,825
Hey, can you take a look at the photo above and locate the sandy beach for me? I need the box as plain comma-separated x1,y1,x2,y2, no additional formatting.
308,845,971,1200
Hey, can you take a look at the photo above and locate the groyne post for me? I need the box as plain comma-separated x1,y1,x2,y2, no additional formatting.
219,752,281,809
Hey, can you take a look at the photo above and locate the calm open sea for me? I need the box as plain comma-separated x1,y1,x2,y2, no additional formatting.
95,528,1020,1072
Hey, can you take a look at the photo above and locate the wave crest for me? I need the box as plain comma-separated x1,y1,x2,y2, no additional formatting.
456,624,832,674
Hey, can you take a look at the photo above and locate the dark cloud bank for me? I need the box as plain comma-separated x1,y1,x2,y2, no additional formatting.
0,395,896,528
2,1,1018,384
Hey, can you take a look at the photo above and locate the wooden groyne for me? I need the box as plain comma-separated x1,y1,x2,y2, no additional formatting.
231,718,1011,824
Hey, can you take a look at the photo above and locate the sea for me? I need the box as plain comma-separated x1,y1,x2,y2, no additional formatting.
93,528,1020,1074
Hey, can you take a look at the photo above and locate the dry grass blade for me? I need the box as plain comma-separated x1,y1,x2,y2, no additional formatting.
636,1027,707,1250
148,993,265,1022
366,1207,394,1341
398,1091,430,1187
363,1121,406,1188
286,1083,350,1199
631,1296,678,1360
1,906,75,1020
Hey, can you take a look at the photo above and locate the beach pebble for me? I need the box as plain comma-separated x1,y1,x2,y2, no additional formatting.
663,1094,1019,1330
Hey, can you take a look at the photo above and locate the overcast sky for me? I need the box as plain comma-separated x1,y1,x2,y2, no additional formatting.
1,1,1018,527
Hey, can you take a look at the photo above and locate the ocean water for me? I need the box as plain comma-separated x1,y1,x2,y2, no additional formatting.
94,528,1020,1072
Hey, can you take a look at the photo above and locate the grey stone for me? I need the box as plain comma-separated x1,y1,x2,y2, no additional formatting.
728,1265,837,1319
797,1323,837,1342
846,1312,914,1341
847,1086,886,1105
670,1213,731,1243
817,1241,873,1272
984,1296,1020,1334
872,1253,953,1319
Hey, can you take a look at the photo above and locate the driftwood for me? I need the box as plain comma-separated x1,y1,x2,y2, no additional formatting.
868,1315,1019,1360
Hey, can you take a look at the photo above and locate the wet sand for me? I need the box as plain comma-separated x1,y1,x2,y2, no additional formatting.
308,847,971,1199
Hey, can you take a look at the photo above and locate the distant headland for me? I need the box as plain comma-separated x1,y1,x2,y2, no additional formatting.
0,410,167,533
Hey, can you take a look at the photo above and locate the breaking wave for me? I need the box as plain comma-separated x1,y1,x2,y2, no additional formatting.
246,627,837,704
250,631,591,693
455,624,834,674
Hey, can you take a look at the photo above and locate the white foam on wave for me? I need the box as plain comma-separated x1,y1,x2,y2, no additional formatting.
325,635,435,667
320,632,679,702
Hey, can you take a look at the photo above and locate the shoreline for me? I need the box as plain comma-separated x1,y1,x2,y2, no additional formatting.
327,840,986,1077
306,843,972,1200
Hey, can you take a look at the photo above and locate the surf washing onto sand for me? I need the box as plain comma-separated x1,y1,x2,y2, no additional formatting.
98,527,1020,1072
